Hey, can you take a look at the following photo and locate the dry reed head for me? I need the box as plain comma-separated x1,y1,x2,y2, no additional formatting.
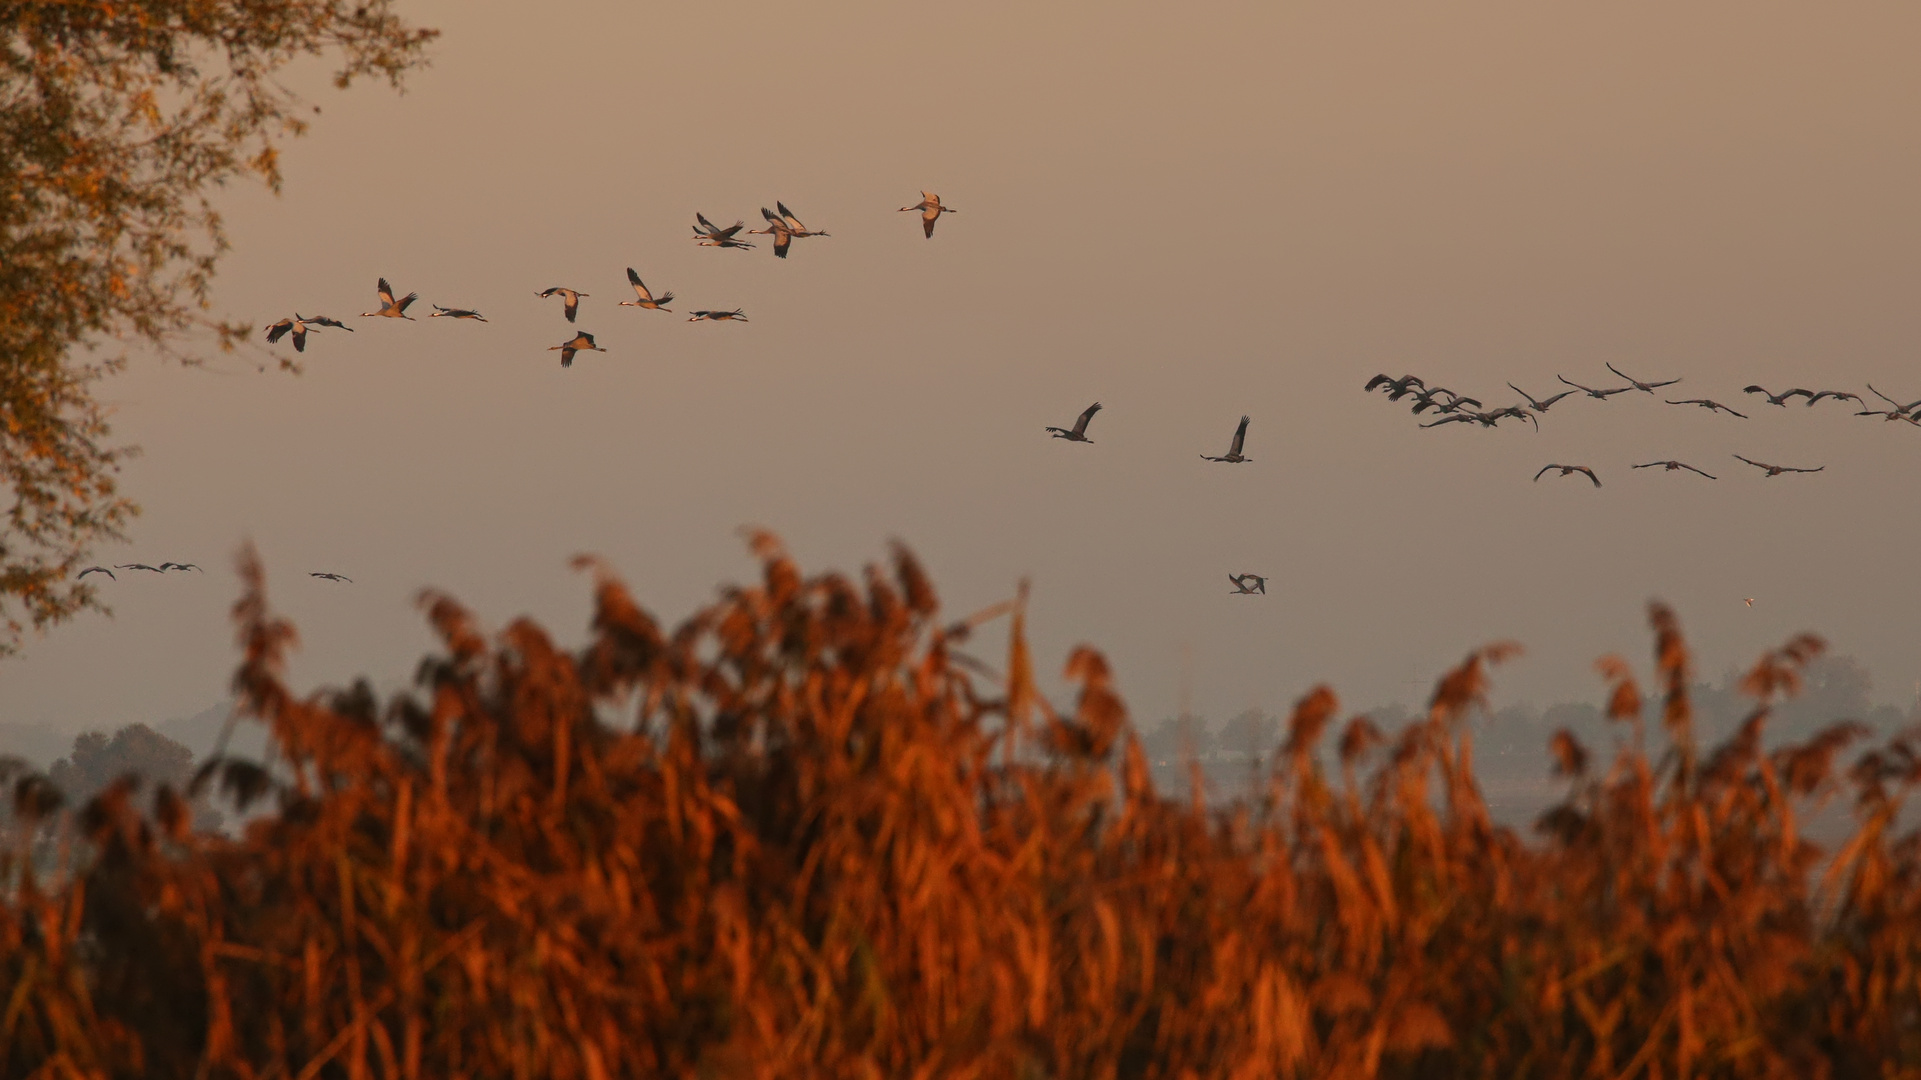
5,551,1921,1079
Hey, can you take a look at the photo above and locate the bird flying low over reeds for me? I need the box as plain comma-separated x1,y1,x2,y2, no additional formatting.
899,191,955,238
1606,362,1681,394
1045,402,1102,443
1557,375,1633,400
1201,416,1252,462
1228,573,1266,594
1733,454,1824,476
691,213,755,249
1534,464,1601,487
619,269,673,311
1667,398,1747,418
535,287,588,323
361,278,417,319
309,572,353,583
1633,460,1716,479
430,304,487,321
264,315,319,352
688,309,748,323
77,566,114,580
549,331,605,367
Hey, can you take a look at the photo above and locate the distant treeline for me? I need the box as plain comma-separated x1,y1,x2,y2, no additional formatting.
5,540,1921,1078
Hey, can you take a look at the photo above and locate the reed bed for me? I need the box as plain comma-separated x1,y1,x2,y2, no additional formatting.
4,534,1920,1079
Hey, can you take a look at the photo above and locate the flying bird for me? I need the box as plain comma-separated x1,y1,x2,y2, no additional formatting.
1865,384,1921,416
1045,402,1102,443
1557,375,1634,400
1200,416,1252,463
77,566,114,581
1666,398,1747,418
1806,390,1863,407
535,287,588,323
1742,385,1814,407
749,211,794,258
1409,388,1481,414
264,315,318,352
361,278,418,319
619,269,674,311
1632,460,1716,479
1744,598,1755,607
1229,573,1267,595
430,304,487,321
115,563,164,572
310,572,353,583
688,309,748,322
1733,455,1824,477
690,213,756,249
549,331,605,367
1508,383,1577,413
1364,374,1425,397
899,191,956,238
158,562,203,572
772,201,828,238
1606,363,1681,394
1533,464,1601,487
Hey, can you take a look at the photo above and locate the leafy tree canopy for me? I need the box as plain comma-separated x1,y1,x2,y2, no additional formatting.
0,0,436,652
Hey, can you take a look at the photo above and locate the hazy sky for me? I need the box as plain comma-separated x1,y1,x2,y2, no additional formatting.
5,1,1921,744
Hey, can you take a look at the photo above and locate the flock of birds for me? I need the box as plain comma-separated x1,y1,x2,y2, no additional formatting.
1354,361,1921,487
78,192,967,590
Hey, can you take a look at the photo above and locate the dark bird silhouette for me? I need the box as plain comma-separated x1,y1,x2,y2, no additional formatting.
620,269,674,311
158,562,203,572
430,304,487,321
1733,454,1824,477
688,309,748,322
690,212,756,249
1508,383,1577,413
899,191,956,238
1200,416,1252,462
264,315,318,352
1557,375,1634,400
303,315,354,332
535,287,588,323
1229,573,1267,595
1046,402,1102,442
1867,384,1921,415
1633,460,1716,479
1742,385,1814,407
1667,398,1747,418
1534,464,1601,487
1409,388,1481,413
1806,390,1863,407
549,331,605,368
361,278,417,319
310,572,353,583
1364,374,1424,398
1607,363,1681,394
115,563,164,572
77,566,114,581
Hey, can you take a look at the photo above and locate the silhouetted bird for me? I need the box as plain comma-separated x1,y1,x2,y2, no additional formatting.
1733,455,1824,477
549,331,605,367
430,304,487,321
1046,402,1102,443
688,309,748,322
1607,362,1681,394
310,572,353,583
77,566,114,581
1229,573,1267,595
619,269,674,311
1508,383,1577,413
1667,398,1747,418
1534,464,1601,487
303,315,353,332
535,287,588,323
1200,416,1252,463
361,278,417,319
1867,384,1921,415
1633,460,1716,479
1806,390,1862,407
899,191,956,238
1742,385,1814,407
1557,375,1633,400
158,562,203,572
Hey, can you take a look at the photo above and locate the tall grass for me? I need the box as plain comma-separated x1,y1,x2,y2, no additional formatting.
4,534,1919,1079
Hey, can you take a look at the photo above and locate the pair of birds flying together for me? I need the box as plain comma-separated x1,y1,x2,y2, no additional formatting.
690,202,829,257
1229,573,1267,595
1044,404,1254,463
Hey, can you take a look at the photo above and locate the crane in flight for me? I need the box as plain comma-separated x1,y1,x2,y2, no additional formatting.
1045,402,1102,443
159,562,203,572
690,213,756,249
1806,390,1862,407
310,572,353,583
535,287,588,323
549,332,605,367
1201,416,1252,463
1606,363,1681,394
115,562,164,572
264,315,319,352
1534,464,1601,487
361,278,418,319
1666,398,1747,418
1557,375,1633,400
430,304,487,321
1229,573,1267,595
1633,461,1716,479
1508,383,1577,413
899,191,956,238
688,309,748,323
1733,455,1824,477
619,270,673,311
1742,385,1814,407
77,566,114,581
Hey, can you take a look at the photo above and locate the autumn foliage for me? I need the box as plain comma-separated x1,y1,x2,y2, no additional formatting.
5,536,1921,1078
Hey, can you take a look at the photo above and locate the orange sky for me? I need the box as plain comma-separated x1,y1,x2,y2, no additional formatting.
5,1,1921,741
